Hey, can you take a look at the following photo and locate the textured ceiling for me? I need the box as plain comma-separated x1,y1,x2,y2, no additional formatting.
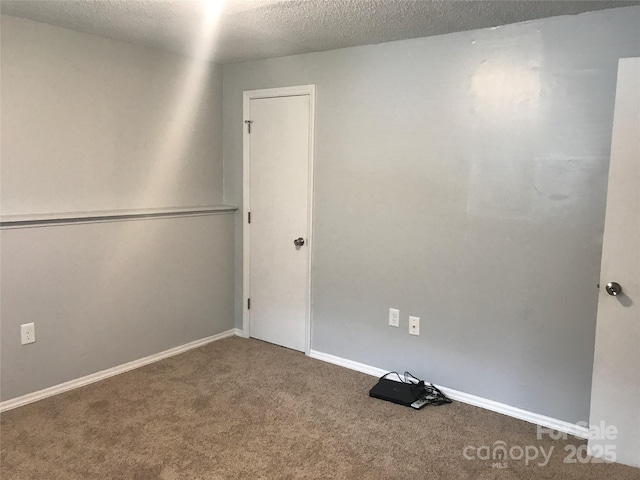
1,0,637,64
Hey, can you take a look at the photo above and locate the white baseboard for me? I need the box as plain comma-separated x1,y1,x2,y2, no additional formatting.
309,349,589,439
0,329,237,413
2,333,588,440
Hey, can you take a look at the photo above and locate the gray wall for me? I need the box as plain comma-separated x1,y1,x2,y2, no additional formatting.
1,16,234,401
1,216,234,400
1,15,223,214
223,6,640,423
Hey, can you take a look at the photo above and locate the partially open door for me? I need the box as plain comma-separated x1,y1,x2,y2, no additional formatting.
588,57,639,468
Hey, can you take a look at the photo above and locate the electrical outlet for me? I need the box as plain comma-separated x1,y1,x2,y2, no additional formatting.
21,323,36,345
409,316,420,336
389,308,400,327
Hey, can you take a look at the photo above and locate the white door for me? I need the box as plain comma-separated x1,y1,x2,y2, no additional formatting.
243,87,315,352
589,58,639,467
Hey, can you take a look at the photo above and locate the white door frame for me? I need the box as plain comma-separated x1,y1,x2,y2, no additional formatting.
242,85,316,355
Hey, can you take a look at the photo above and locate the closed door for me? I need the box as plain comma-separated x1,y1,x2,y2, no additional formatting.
244,89,314,352
589,58,639,467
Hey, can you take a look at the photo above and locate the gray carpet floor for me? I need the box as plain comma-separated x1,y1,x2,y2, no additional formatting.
1,336,638,479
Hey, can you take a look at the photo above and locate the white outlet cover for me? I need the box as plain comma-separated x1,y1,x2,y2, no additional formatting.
409,316,420,336
21,323,36,345
389,308,400,327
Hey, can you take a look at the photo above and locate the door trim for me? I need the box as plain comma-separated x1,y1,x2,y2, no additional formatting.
242,85,316,355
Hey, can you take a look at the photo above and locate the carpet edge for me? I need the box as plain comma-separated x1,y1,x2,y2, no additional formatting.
0,328,239,412
308,349,589,440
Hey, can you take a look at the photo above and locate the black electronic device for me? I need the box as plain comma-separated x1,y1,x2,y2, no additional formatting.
369,377,424,406
369,372,452,409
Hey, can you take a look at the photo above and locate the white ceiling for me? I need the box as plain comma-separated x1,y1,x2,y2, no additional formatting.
1,0,637,64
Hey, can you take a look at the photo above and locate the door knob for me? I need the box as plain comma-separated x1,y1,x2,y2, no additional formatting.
605,282,622,296
294,237,305,247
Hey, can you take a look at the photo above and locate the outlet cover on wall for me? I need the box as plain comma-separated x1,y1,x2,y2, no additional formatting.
389,308,400,327
21,323,36,345
409,316,420,336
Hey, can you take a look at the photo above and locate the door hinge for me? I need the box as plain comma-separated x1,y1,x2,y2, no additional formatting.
247,298,251,310
244,120,253,134
248,211,251,224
